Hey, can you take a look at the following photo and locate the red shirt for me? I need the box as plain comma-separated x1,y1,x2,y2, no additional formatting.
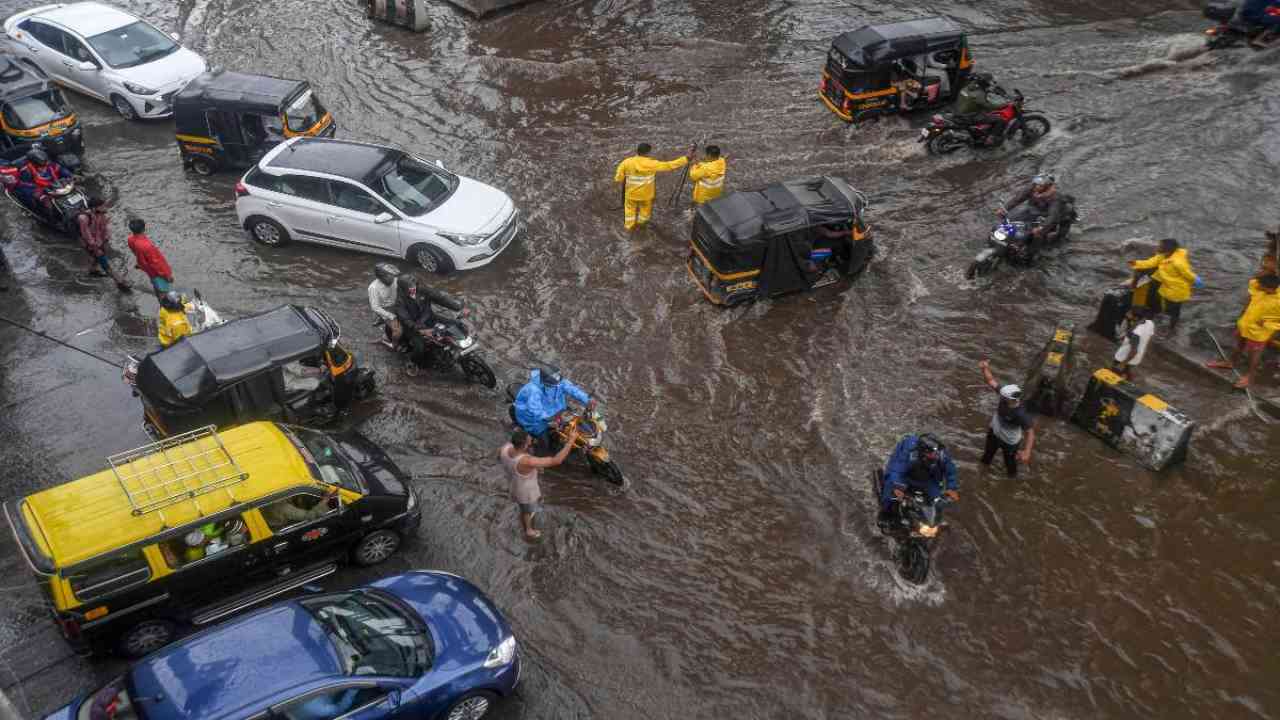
127,233,172,280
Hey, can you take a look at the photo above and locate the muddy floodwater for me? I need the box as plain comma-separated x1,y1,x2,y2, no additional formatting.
1,0,1278,718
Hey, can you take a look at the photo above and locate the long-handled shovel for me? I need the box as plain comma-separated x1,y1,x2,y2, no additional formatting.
1205,328,1273,423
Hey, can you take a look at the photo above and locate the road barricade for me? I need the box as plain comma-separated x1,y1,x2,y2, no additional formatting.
367,0,430,31
1025,320,1076,416
1070,368,1194,470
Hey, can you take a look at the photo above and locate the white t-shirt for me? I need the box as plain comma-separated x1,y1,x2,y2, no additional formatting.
1114,319,1155,366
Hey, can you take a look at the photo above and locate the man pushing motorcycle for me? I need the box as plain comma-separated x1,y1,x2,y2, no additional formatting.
15,147,73,221
514,365,595,452
878,433,959,532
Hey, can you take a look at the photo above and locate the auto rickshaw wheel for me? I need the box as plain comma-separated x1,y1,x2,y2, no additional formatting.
189,156,215,176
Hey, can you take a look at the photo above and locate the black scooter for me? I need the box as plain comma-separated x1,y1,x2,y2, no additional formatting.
1203,0,1280,48
0,148,87,240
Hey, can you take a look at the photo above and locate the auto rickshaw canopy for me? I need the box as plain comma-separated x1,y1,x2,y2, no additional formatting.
135,305,332,414
0,57,54,105
830,17,966,68
173,69,310,134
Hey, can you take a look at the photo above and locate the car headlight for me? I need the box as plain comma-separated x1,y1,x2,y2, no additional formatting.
439,232,487,247
405,489,417,510
483,635,516,668
123,81,158,96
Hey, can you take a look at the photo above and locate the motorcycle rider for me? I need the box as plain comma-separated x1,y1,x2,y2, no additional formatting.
997,174,1065,257
157,290,192,348
954,72,1008,142
391,273,457,376
368,262,402,350
878,433,959,530
15,147,73,221
514,365,596,452
1236,0,1280,46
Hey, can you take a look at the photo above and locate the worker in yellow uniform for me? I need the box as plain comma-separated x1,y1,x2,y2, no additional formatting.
1127,237,1202,333
688,145,726,205
157,290,192,347
322,340,357,413
1207,274,1280,389
613,143,688,231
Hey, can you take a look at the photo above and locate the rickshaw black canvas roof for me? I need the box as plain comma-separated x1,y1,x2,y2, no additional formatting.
0,60,54,103
831,17,964,67
135,305,324,409
696,177,861,251
175,70,308,115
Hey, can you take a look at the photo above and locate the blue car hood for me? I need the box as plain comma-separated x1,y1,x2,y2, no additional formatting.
371,572,510,670
129,603,342,720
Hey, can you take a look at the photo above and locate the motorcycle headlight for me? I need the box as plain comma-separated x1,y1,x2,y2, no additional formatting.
123,81,158,96
457,336,474,349
917,524,940,538
992,229,1008,241
439,231,487,247
483,635,516,669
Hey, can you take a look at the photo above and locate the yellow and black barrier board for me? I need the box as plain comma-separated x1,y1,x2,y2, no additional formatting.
1025,320,1076,417
1070,368,1194,470
367,0,430,31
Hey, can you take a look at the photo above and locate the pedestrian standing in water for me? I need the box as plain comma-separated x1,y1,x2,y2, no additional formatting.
1110,306,1157,381
1206,274,1280,389
1128,238,1203,334
76,197,132,292
499,426,579,541
978,359,1037,478
126,218,175,299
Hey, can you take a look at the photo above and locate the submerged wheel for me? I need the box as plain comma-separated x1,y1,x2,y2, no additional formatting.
1014,115,1051,145
110,94,137,121
460,354,497,389
409,243,454,274
927,132,966,155
589,457,625,486
353,529,401,566
966,255,1000,279
248,216,290,246
118,619,175,658
899,540,931,585
444,691,496,720
189,156,215,176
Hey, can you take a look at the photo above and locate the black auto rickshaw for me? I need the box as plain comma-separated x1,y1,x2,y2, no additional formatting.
819,17,972,124
686,176,875,306
124,305,375,438
0,56,83,171
173,69,335,175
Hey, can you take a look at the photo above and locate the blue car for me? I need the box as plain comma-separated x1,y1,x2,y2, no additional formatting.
44,571,519,720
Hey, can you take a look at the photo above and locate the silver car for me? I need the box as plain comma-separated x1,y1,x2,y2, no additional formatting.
4,2,206,120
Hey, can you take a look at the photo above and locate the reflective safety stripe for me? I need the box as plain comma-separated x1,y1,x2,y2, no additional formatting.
696,177,724,189
625,175,654,188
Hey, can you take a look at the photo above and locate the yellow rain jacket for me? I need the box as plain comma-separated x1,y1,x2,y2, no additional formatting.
689,157,726,204
1237,290,1280,343
614,154,688,202
1131,248,1197,302
158,306,192,347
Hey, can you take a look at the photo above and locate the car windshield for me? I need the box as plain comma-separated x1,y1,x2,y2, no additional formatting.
87,21,178,69
284,89,325,133
302,591,432,677
1,90,67,130
286,427,364,494
374,157,456,217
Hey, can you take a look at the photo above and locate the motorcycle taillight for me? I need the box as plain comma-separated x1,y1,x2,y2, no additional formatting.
234,181,249,198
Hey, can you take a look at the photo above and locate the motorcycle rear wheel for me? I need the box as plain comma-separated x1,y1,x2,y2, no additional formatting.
899,540,931,584
459,354,497,389
927,132,966,155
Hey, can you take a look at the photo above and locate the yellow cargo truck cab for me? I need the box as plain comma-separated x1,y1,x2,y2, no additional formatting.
4,422,420,658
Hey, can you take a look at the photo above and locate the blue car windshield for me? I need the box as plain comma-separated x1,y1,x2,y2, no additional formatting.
301,591,431,677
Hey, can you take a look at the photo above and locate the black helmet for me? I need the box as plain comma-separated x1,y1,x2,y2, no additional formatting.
914,433,945,463
400,274,419,294
374,262,399,286
971,72,993,88
160,290,183,311
26,147,48,165
538,364,562,387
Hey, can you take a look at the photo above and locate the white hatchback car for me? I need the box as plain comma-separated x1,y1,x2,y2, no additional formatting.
235,137,521,274
4,2,206,120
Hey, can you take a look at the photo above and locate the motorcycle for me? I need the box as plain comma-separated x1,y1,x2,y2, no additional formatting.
1203,0,1280,48
920,89,1051,155
505,383,624,485
0,155,88,239
392,316,497,389
966,200,1078,279
872,470,951,585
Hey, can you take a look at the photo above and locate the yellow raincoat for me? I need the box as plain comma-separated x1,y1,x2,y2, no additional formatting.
158,306,192,347
1237,289,1280,343
688,157,726,205
613,154,688,230
1131,248,1197,303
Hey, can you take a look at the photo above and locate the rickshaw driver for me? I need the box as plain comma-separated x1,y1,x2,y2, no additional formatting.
514,365,596,452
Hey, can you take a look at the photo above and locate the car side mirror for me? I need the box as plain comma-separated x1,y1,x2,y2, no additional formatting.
373,212,394,224
78,61,96,72
170,32,180,41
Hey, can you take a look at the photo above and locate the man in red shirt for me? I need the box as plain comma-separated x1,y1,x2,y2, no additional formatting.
125,218,174,298
77,198,131,292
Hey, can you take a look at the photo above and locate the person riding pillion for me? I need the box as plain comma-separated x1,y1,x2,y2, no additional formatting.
613,143,688,231
514,365,595,445
878,433,959,527
688,145,726,205
369,262,401,349
998,174,1064,251
1128,238,1203,333
157,290,192,348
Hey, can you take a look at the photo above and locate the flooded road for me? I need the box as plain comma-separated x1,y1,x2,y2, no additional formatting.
1,0,1279,717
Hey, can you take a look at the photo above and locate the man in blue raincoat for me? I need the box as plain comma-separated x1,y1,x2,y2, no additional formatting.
514,365,594,447
878,433,959,526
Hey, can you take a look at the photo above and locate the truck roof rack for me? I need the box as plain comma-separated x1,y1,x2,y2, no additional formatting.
108,425,249,522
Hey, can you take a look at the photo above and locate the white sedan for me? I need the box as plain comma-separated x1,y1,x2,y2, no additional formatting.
3,2,206,120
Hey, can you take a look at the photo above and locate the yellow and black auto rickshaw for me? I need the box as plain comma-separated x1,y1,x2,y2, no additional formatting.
686,176,875,306
0,56,83,171
819,17,973,124
173,69,335,175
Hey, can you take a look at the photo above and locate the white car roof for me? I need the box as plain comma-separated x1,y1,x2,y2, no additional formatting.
34,2,139,38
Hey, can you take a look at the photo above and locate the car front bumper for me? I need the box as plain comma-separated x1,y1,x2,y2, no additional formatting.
459,217,523,269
